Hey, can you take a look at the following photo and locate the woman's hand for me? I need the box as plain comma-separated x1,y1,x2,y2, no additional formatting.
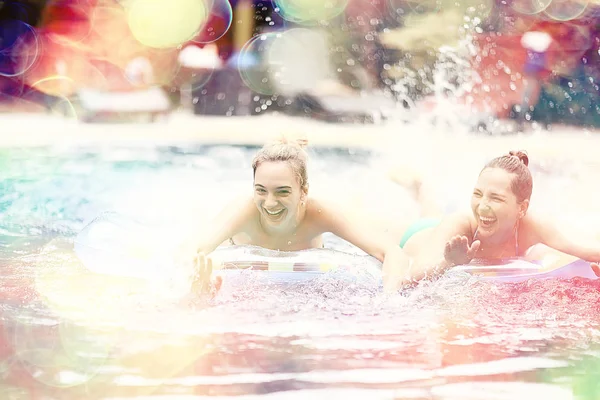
191,252,222,297
444,235,480,266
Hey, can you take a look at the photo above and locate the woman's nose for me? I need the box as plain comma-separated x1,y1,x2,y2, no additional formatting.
478,199,491,211
265,194,277,207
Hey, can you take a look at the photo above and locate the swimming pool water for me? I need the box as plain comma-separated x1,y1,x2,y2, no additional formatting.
1,144,599,400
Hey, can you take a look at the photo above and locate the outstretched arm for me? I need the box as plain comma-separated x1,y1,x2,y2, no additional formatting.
312,198,410,291
191,195,256,255
186,195,256,296
528,214,600,264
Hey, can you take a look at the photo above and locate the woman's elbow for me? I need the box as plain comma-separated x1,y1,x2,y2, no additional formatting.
590,249,600,263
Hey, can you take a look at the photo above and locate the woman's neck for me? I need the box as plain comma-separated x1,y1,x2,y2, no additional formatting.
260,204,307,237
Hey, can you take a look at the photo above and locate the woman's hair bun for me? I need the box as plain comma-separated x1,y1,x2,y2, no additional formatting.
508,150,529,167
273,135,309,149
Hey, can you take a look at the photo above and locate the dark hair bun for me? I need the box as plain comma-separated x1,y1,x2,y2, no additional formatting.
508,150,529,167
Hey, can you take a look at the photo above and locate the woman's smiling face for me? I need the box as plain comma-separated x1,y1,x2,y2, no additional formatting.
471,167,528,244
253,161,305,229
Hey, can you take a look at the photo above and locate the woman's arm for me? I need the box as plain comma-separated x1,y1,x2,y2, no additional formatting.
187,196,256,295
311,198,410,291
527,214,600,263
192,195,256,255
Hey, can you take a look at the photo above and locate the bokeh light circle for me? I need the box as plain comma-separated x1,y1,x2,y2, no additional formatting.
30,76,76,99
43,0,94,46
193,0,233,44
273,0,349,25
175,45,220,93
237,32,282,96
265,28,331,96
510,0,553,15
0,20,39,77
543,0,589,21
238,29,331,96
9,312,112,388
127,0,209,49
48,96,79,121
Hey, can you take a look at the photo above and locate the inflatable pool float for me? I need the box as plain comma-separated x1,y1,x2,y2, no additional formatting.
74,212,599,285
452,258,598,283
207,248,598,284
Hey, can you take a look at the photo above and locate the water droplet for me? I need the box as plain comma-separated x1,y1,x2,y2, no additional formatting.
287,241,292,245
318,209,322,213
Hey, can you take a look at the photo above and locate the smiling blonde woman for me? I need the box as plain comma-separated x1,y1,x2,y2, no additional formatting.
190,136,409,294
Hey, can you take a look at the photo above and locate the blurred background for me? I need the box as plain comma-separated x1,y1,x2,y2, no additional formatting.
1,0,599,130
3,3,600,399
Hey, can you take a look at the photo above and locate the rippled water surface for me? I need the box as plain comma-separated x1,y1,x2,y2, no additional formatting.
1,144,599,400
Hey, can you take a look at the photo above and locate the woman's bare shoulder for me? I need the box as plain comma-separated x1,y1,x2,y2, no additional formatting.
303,195,344,229
438,210,475,236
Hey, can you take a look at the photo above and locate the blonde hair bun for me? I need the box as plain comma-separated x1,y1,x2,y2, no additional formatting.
272,134,309,150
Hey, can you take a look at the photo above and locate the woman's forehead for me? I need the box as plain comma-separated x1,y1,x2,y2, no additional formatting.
255,161,297,185
476,168,515,192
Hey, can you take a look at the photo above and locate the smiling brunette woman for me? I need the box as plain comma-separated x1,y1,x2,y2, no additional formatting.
397,151,600,282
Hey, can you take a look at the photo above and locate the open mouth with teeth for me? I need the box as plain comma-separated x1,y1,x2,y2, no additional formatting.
478,215,497,228
264,208,285,218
